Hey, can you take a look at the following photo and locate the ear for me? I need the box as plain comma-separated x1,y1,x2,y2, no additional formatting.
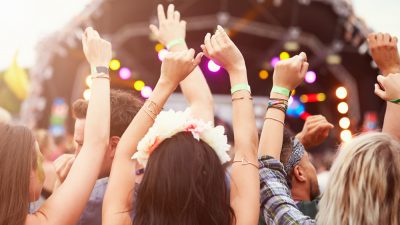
293,164,307,182
108,136,120,158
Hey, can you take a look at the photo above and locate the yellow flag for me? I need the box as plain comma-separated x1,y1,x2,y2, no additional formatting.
3,53,29,100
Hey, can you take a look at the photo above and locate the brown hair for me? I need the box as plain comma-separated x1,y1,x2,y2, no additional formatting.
72,89,143,137
0,124,37,225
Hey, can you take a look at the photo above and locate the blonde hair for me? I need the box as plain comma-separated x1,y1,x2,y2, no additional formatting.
0,107,11,124
317,132,400,225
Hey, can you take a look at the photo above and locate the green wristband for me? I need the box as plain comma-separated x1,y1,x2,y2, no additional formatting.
271,86,291,97
389,99,400,104
166,38,186,50
231,83,251,94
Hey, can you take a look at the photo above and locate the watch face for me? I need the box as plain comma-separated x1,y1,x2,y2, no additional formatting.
96,66,109,74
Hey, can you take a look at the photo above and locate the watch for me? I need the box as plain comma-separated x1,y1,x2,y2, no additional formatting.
91,66,109,75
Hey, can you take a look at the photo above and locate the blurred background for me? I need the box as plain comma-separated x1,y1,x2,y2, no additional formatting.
0,0,399,152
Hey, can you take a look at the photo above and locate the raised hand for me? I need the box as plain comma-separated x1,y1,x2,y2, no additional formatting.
201,25,246,74
295,115,334,149
374,73,400,101
53,154,75,184
159,49,203,88
150,4,186,47
368,33,400,75
273,52,309,91
82,27,112,67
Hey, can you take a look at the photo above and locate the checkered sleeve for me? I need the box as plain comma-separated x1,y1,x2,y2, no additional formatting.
259,156,316,225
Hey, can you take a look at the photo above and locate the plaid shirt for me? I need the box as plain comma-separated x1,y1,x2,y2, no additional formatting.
259,156,316,225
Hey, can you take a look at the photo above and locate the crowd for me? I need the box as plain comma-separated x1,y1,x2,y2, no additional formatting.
0,4,399,225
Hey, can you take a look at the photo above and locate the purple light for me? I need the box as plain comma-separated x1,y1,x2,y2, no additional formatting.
158,49,168,61
305,71,317,84
119,67,131,80
208,60,221,72
141,86,153,99
270,57,280,68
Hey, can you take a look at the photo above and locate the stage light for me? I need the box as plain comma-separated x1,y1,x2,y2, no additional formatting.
291,90,296,96
85,76,92,88
288,96,294,106
208,60,221,72
141,86,153,99
259,70,269,80
134,80,145,91
110,59,121,71
326,54,342,65
270,57,280,68
83,89,91,100
336,87,347,99
158,49,168,61
337,102,349,114
280,52,290,60
339,117,351,129
300,95,308,103
119,67,132,80
287,97,305,117
317,93,326,101
300,112,311,120
284,41,300,51
155,43,165,52
305,71,316,84
340,130,352,142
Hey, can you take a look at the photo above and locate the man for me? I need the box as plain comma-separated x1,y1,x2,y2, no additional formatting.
259,115,333,224
54,89,143,225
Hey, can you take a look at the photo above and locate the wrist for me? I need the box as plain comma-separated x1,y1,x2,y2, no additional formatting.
156,77,178,93
229,67,248,87
168,42,188,52
382,66,400,76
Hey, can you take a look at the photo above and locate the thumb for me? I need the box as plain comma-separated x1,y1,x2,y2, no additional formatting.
192,52,204,68
374,83,387,100
149,24,159,37
300,62,309,77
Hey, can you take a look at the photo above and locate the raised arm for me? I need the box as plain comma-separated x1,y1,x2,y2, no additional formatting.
150,4,213,122
102,49,203,225
368,33,400,138
295,115,334,150
201,25,259,225
26,28,111,225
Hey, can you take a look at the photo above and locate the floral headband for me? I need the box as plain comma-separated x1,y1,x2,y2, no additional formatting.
132,109,231,167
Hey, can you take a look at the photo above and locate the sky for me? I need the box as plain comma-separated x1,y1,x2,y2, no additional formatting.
0,0,398,71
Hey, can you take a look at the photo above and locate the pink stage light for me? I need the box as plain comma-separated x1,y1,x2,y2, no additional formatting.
208,60,221,72
141,86,153,98
119,67,131,80
305,71,317,84
158,49,168,61
270,57,280,68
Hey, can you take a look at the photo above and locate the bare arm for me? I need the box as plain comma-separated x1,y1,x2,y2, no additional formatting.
150,4,214,122
368,33,400,138
102,49,203,225
26,28,111,225
202,25,259,225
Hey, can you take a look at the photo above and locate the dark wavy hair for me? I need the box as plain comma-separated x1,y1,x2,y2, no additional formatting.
133,132,234,225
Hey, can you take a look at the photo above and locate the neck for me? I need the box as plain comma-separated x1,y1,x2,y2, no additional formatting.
291,183,311,201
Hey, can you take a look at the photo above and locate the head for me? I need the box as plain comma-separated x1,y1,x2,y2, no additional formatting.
317,132,400,225
0,124,45,225
280,129,319,201
72,89,143,178
134,132,234,225
34,129,54,159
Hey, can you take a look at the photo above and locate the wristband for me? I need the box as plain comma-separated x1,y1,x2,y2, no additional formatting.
271,86,291,97
91,66,109,75
166,38,186,50
389,99,400,104
231,83,251,94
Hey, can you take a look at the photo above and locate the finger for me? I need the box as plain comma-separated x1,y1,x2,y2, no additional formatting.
149,24,160,37
174,11,180,21
377,74,386,84
167,4,175,20
299,52,308,62
204,33,214,55
180,20,186,30
374,83,387,99
377,33,384,42
157,4,166,22
60,157,75,180
193,52,204,67
200,44,211,58
185,48,195,61
218,25,231,43
215,29,225,47
300,62,309,77
211,34,220,51
383,33,391,44
393,36,398,44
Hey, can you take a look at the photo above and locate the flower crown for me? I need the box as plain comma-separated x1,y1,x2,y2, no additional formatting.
132,109,231,167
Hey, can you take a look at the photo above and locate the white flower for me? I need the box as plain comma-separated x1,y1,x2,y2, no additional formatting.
132,108,231,167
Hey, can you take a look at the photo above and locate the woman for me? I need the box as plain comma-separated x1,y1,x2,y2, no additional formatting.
0,27,111,225
103,6,259,225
